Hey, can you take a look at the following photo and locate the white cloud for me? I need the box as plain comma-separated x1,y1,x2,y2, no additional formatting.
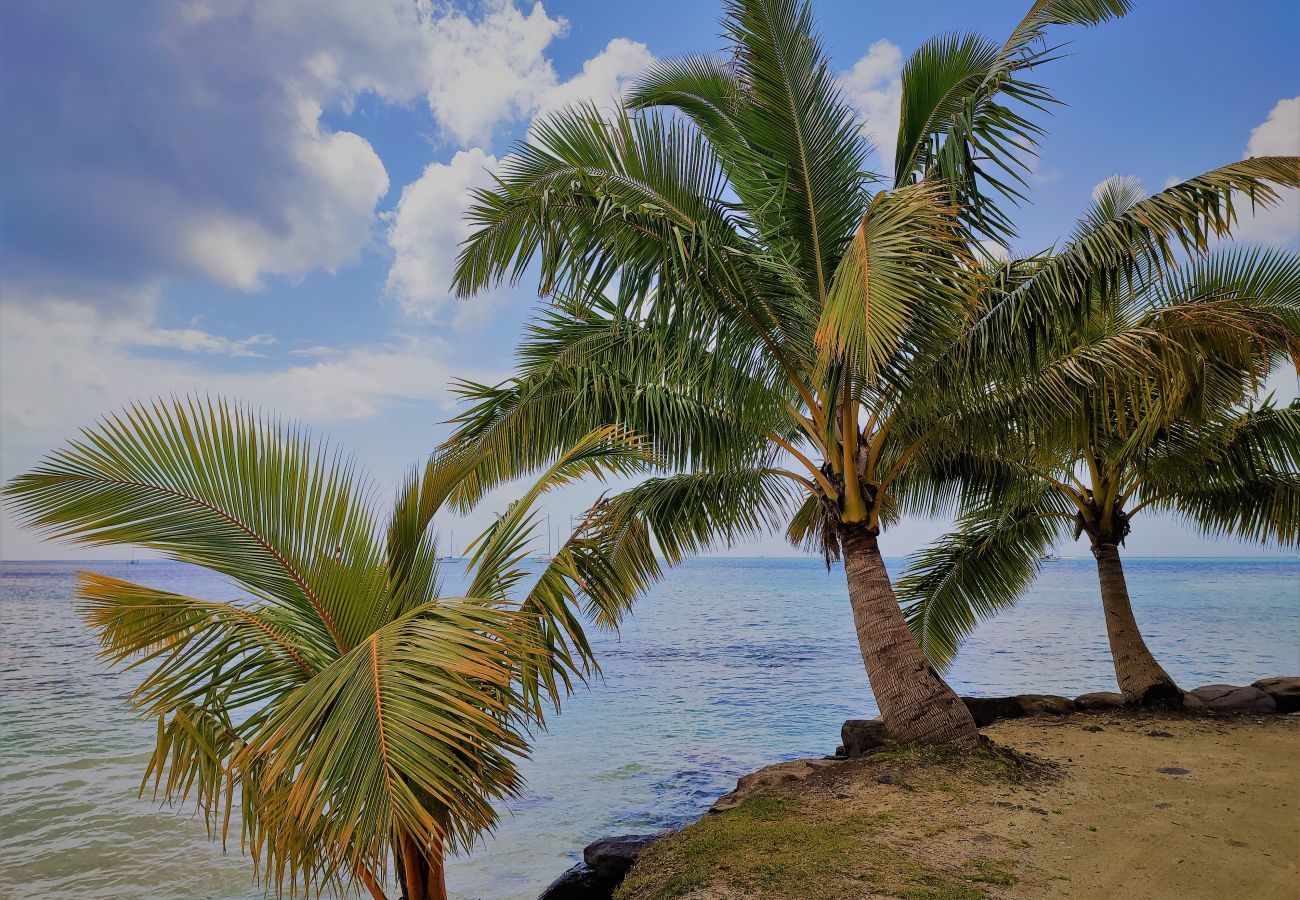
384,36,655,322
0,294,496,449
182,99,389,289
840,39,903,178
532,37,656,126
423,0,569,145
1232,96,1300,246
385,148,501,320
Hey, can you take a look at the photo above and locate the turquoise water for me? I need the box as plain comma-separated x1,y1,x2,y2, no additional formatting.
1,557,1296,898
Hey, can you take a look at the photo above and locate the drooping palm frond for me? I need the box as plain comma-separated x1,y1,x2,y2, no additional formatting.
1134,400,1300,546
238,598,539,879
4,397,382,660
960,158,1300,375
898,486,1077,667
597,467,803,564
818,181,976,381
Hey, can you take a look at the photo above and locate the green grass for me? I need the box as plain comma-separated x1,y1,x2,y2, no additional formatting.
616,796,1015,900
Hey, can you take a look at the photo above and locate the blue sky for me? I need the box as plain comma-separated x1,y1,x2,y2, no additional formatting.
2,0,1298,559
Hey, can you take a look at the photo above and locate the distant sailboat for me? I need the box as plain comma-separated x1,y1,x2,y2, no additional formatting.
438,530,459,562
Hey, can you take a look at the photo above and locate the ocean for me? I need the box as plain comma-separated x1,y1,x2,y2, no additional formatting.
1,556,1296,898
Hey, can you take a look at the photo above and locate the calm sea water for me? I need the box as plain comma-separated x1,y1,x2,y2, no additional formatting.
1,557,1296,898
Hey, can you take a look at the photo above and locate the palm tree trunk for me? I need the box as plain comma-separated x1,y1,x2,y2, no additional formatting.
1092,542,1182,706
398,832,448,900
840,524,980,745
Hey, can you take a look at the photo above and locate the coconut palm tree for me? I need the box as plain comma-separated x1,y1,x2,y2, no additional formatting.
446,0,1300,744
3,399,664,900
898,184,1300,704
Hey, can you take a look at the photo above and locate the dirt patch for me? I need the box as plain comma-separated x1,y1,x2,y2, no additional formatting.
617,712,1300,899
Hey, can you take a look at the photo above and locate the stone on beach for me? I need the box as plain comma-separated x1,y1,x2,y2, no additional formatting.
840,718,891,757
961,695,1025,727
1188,684,1277,714
537,833,667,900
1252,677,1300,713
1075,691,1124,710
1016,694,1075,716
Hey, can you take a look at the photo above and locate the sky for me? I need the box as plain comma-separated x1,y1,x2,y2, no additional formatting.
2,0,1298,561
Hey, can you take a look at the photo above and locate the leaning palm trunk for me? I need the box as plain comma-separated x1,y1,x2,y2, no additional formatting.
398,833,447,900
841,526,979,745
1092,543,1183,706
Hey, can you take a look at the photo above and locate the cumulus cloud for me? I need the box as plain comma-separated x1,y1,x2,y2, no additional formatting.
385,149,500,320
384,36,655,320
840,39,903,178
1232,96,1300,246
424,0,569,144
0,2,417,301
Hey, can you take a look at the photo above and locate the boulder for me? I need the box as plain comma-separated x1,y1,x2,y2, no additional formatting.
1075,691,1124,710
1188,684,1277,714
537,863,603,900
961,696,1024,727
1252,677,1300,713
840,718,891,757
1016,694,1075,716
583,833,664,879
538,833,666,900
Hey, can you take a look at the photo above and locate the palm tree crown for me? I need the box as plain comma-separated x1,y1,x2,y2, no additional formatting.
4,399,665,900
898,180,1300,698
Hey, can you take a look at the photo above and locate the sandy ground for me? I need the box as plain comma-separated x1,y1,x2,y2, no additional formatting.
619,711,1300,900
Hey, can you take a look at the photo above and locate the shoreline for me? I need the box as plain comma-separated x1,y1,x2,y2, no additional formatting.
543,678,1299,900
616,706,1300,899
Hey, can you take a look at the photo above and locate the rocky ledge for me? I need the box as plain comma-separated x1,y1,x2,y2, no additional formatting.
829,676,1299,758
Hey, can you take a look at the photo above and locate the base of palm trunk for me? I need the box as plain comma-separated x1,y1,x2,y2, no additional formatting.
1123,679,1186,708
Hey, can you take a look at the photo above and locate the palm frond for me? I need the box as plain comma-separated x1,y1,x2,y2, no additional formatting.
898,488,1076,667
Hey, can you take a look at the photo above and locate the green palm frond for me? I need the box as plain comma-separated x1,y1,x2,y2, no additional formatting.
239,600,537,874
898,488,1077,667
819,182,975,380
4,397,382,657
895,0,1130,239
597,468,802,564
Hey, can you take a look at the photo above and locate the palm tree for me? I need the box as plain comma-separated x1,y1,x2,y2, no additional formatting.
3,399,664,900
898,184,1300,703
446,0,1299,744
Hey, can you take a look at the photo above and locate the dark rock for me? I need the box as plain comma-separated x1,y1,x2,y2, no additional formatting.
1252,677,1300,713
874,773,895,785
1082,725,1104,733
1154,802,1173,809
1189,684,1277,714
583,833,663,879
961,695,1024,727
1016,694,1075,716
840,718,891,757
1145,730,1175,738
537,862,603,900
833,744,845,757
1158,767,1191,776
539,833,666,899
1075,691,1124,710
1029,806,1049,816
